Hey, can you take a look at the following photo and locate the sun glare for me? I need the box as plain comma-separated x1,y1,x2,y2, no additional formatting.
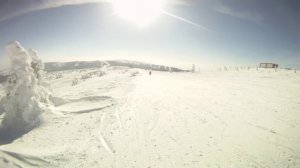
112,0,166,27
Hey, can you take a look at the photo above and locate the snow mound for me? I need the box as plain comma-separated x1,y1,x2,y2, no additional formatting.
0,150,49,167
57,96,114,114
0,41,51,144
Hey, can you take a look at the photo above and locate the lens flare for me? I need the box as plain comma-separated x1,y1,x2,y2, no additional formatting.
112,0,166,27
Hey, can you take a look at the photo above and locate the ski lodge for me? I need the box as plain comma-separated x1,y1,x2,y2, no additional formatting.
259,63,278,68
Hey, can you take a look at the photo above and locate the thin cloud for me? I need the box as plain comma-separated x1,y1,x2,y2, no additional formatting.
169,0,193,6
0,0,106,22
214,5,263,24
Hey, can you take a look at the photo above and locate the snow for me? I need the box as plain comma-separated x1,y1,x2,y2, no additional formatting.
0,65,300,167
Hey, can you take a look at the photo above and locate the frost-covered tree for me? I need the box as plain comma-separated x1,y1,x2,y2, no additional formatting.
28,49,51,103
0,41,51,138
191,64,195,73
55,73,63,79
72,78,79,86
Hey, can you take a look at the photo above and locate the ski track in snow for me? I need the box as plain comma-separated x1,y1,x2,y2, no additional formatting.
0,68,300,167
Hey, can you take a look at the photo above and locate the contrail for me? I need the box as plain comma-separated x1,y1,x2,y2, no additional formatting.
161,10,213,32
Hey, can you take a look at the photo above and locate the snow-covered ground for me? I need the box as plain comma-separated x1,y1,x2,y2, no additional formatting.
1,67,300,168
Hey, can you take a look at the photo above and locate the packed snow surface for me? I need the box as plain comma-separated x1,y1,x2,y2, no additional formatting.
0,67,300,167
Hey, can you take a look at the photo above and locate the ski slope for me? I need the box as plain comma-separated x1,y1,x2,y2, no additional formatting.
1,67,300,167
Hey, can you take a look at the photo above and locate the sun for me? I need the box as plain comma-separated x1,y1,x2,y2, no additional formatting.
112,0,166,27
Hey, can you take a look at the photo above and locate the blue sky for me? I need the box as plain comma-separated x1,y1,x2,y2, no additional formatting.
0,0,299,68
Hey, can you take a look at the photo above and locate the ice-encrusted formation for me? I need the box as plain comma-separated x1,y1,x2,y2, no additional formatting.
28,49,52,103
0,41,50,141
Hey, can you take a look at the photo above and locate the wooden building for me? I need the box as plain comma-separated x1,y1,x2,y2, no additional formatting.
259,63,278,68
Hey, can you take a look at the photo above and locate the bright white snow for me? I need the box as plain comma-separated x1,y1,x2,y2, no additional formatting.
0,64,300,167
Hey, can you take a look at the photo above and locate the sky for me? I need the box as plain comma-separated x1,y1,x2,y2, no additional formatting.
0,0,300,68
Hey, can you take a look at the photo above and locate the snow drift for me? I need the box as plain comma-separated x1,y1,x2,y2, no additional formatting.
0,41,51,144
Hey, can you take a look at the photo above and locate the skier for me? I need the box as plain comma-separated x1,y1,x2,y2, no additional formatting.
149,70,152,75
